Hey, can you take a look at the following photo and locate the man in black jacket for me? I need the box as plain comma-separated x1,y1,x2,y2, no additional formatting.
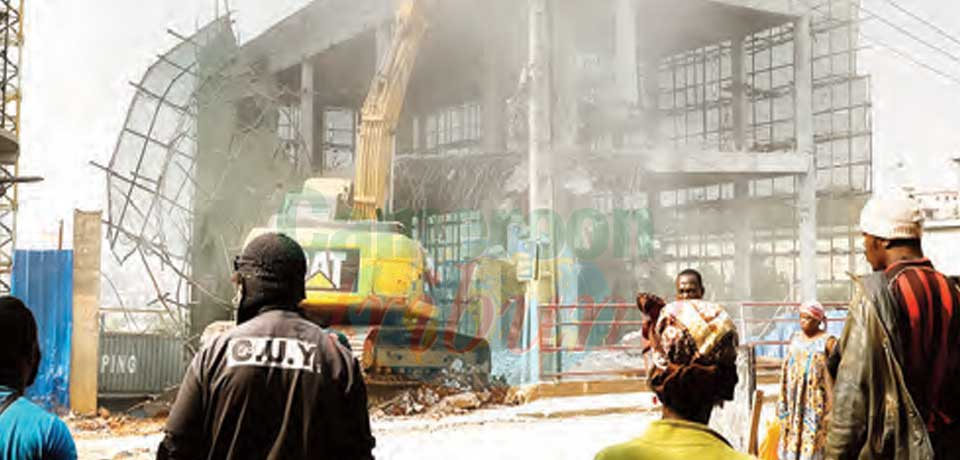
157,232,375,460
826,192,959,459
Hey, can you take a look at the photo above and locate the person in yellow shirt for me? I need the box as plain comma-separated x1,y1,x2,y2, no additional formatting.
596,299,752,460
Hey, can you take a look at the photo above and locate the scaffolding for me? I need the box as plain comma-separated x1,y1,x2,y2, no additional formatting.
0,0,22,294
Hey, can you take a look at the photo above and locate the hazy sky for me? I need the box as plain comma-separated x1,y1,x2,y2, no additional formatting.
19,0,311,248
15,0,960,249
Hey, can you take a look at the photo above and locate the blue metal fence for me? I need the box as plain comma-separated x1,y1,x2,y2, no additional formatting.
11,250,73,411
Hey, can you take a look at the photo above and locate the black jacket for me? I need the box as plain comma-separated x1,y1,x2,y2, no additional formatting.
157,308,375,460
825,273,933,460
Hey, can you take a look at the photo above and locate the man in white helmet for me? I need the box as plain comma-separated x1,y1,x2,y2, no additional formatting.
826,191,960,459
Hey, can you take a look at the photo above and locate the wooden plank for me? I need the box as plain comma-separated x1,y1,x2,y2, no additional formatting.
70,210,102,415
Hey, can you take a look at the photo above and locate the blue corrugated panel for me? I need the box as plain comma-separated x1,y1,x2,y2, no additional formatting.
10,250,73,411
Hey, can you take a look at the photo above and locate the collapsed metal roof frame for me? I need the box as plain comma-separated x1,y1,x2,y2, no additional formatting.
99,16,313,336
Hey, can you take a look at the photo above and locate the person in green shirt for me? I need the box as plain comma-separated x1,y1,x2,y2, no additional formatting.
596,299,752,460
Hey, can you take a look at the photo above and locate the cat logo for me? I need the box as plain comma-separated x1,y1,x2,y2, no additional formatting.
227,337,321,373
306,249,359,291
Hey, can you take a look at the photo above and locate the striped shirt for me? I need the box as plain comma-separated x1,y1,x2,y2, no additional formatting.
885,258,960,432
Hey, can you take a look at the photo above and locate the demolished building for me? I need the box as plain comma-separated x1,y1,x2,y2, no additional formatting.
104,0,873,385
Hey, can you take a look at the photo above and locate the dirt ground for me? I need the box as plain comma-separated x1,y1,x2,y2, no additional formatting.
73,412,659,459
71,390,780,459
72,392,660,459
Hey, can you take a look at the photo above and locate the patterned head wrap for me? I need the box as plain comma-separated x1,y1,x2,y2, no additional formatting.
651,300,738,370
645,300,740,414
799,301,826,323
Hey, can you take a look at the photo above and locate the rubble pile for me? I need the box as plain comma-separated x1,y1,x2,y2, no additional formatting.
67,408,166,439
373,360,509,418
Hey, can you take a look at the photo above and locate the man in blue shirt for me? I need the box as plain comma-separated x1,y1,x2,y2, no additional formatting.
0,296,76,460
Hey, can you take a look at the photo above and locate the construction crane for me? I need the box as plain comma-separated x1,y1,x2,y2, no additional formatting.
0,0,24,294
351,0,428,220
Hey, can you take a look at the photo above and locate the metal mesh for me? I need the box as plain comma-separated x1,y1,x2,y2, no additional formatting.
102,17,312,334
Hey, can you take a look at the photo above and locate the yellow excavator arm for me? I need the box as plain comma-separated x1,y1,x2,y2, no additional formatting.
352,0,428,220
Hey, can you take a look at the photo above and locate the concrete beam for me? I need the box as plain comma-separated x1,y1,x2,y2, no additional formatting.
638,150,811,175
236,0,393,74
705,0,804,17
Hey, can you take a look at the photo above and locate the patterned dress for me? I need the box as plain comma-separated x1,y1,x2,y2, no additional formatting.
778,333,832,460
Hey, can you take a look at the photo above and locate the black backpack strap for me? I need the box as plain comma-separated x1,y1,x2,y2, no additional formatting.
0,390,21,416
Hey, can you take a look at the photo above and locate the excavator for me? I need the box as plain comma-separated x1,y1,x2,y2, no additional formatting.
235,0,492,386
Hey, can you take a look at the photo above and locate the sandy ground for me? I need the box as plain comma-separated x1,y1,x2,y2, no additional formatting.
75,413,659,460
73,392,659,459
73,390,778,459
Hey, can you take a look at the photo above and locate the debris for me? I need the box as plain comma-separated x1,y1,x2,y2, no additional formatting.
125,385,179,418
440,392,482,410
112,448,152,459
373,359,509,418
67,409,166,440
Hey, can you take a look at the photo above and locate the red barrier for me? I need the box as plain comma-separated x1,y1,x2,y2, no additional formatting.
537,300,850,382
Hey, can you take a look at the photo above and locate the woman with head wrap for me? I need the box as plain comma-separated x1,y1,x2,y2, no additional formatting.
596,299,750,460
775,301,837,460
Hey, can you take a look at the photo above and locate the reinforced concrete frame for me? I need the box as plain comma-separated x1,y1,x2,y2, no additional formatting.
99,1,874,375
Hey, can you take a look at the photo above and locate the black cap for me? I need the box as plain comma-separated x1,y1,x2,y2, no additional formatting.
235,232,307,283
234,233,307,323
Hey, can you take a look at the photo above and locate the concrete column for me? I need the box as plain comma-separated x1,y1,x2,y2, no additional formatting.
300,60,317,171
529,0,553,225
525,0,553,384
732,36,752,300
414,115,427,153
552,0,579,148
734,182,753,299
614,0,640,106
483,30,507,153
732,38,749,152
642,54,661,145
71,210,102,416
613,0,639,148
795,15,817,302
